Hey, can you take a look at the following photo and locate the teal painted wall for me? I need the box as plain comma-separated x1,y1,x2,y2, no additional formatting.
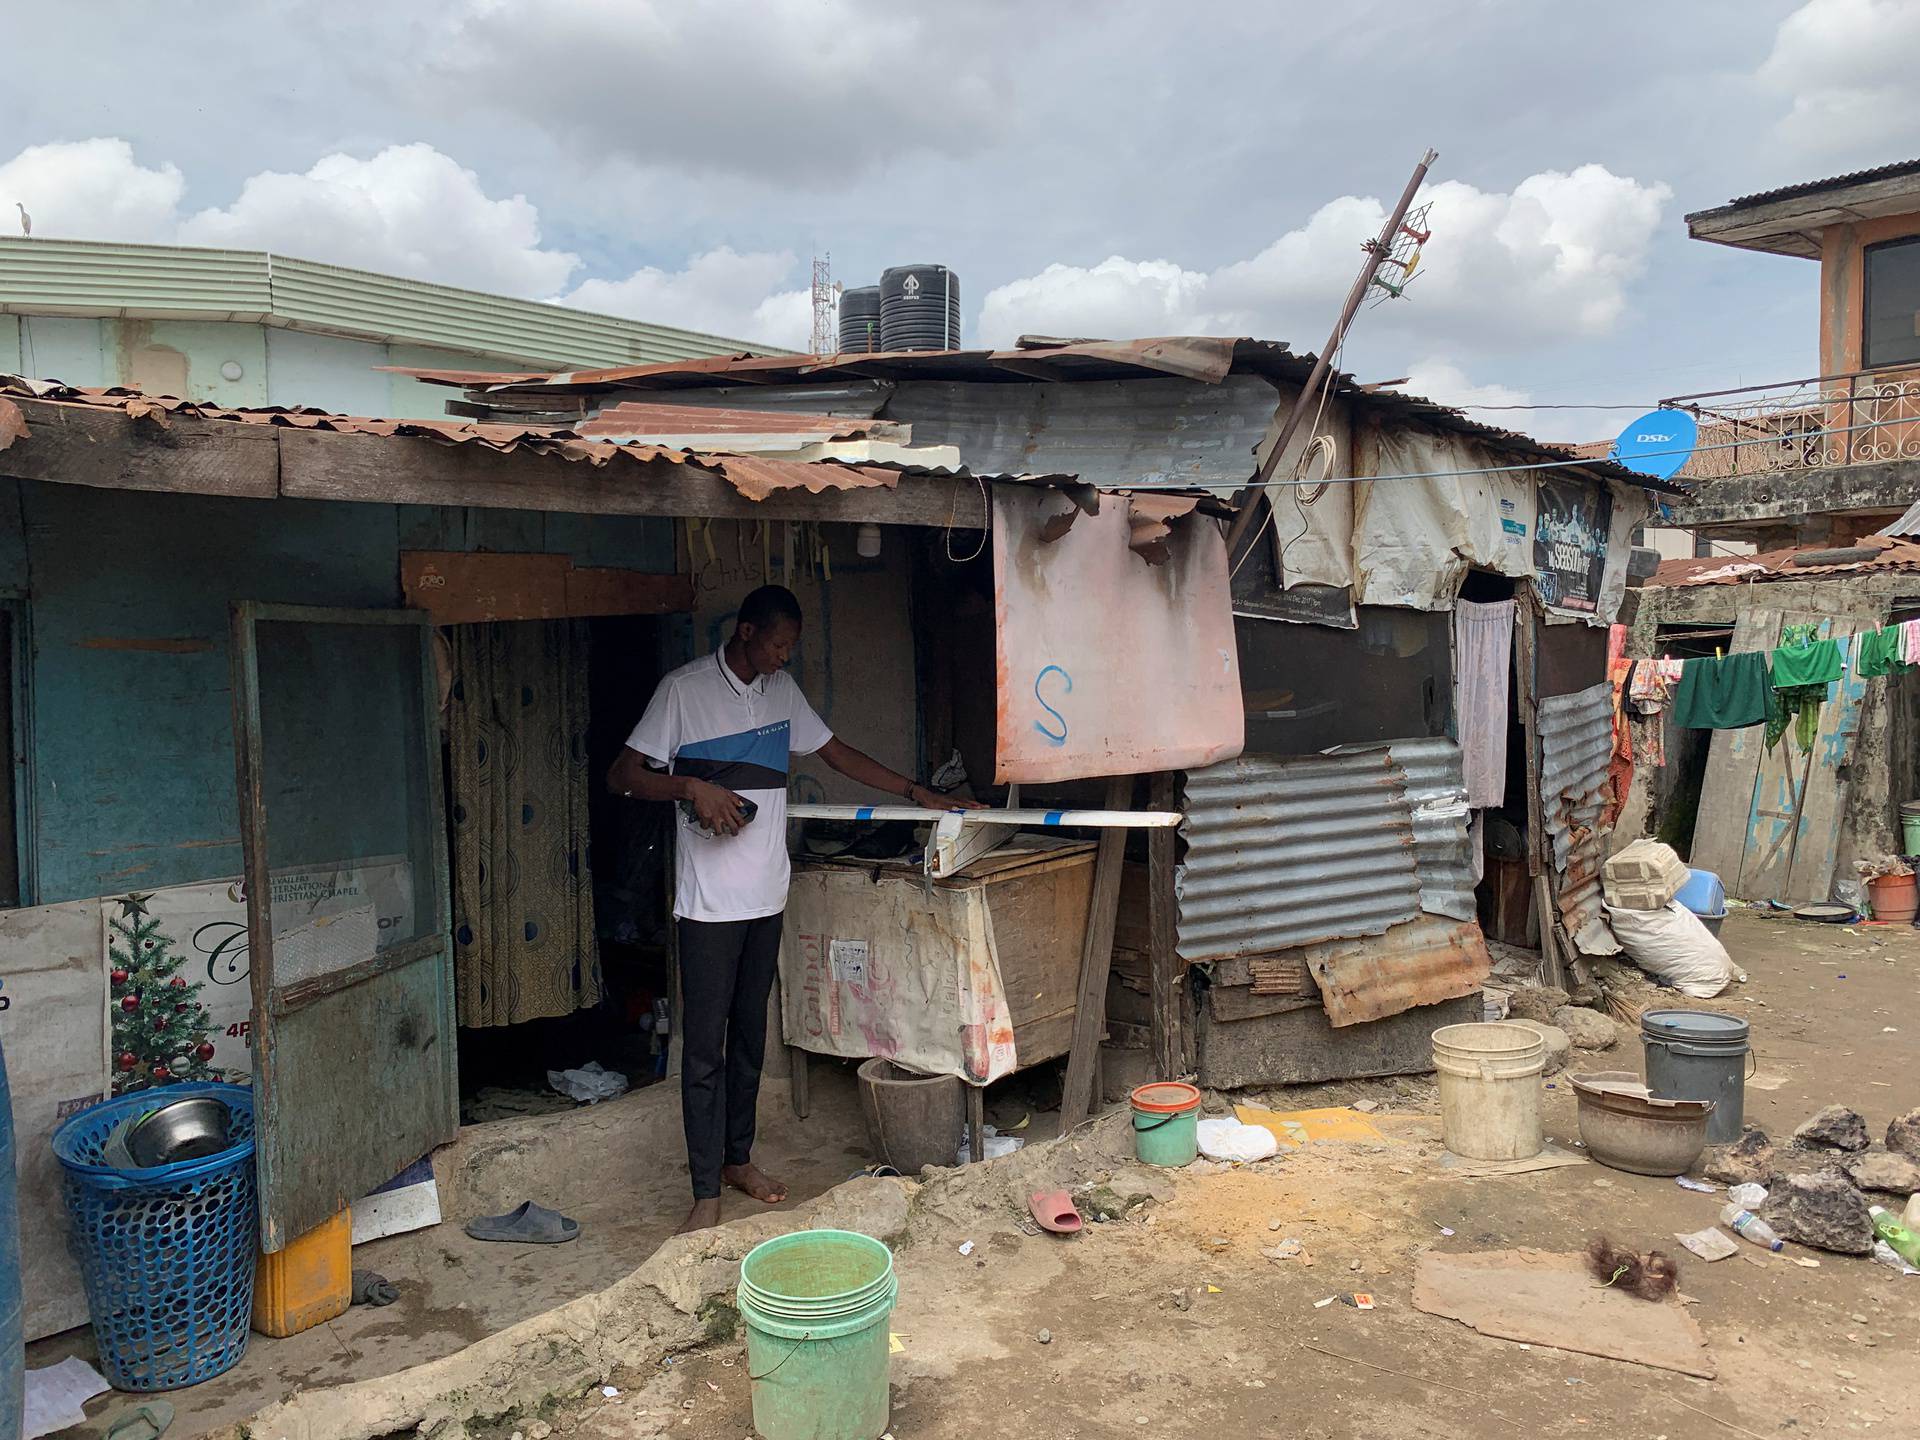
0,481,674,904
9,316,534,420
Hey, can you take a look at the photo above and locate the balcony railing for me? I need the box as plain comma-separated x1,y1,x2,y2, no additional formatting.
1658,366,1920,481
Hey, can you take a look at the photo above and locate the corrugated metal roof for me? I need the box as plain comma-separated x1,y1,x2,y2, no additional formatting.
0,237,779,368
403,336,1678,494
1537,682,1619,956
1650,534,1920,588
1176,750,1422,963
0,376,1029,504
1711,158,1920,212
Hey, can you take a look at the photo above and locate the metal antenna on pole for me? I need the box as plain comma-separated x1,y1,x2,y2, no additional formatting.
810,254,836,357
1224,149,1440,563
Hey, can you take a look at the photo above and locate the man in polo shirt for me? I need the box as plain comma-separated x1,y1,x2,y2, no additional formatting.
609,584,972,1232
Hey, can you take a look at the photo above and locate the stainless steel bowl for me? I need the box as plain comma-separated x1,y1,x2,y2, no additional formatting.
124,1095,231,1168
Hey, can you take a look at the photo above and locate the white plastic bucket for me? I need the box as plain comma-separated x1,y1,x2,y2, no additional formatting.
1432,1022,1545,1161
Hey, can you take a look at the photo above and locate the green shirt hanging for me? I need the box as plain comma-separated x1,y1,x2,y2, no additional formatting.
1854,626,1911,679
1768,637,1842,688
1672,650,1772,730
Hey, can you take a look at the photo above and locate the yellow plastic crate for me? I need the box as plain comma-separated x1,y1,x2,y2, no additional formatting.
253,1207,351,1337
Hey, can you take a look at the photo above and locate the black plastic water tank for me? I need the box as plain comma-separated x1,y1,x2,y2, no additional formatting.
837,286,882,353
879,264,961,352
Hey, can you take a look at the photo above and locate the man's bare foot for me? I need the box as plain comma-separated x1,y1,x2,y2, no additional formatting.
678,1197,722,1234
722,1162,788,1204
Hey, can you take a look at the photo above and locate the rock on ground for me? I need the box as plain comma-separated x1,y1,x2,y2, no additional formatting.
1794,1105,1871,1152
1507,986,1570,1024
1761,1170,1875,1254
1083,1166,1175,1220
1503,1019,1572,1076
1551,1005,1618,1052
1887,1108,1920,1162
1699,1127,1775,1186
1844,1150,1920,1195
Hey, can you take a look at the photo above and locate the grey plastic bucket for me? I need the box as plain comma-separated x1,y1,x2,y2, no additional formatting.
1641,1009,1752,1145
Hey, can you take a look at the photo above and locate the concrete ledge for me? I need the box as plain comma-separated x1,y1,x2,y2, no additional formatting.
232,1173,911,1440
1668,458,1920,528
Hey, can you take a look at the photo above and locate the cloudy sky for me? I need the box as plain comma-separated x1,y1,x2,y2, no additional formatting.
4,0,1918,435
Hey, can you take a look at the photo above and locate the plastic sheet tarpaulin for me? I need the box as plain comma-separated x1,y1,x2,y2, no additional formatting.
1352,427,1536,609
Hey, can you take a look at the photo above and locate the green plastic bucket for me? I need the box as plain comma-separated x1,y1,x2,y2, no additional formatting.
737,1229,897,1440
1902,801,1920,857
1130,1081,1201,1167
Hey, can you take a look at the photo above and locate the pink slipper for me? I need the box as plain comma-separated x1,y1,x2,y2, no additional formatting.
1029,1188,1082,1236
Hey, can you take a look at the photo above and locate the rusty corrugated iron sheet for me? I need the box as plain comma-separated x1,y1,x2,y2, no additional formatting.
395,337,1675,494
1176,750,1422,963
575,402,899,444
0,375,1000,503
1651,533,1920,588
1304,914,1492,1028
1538,681,1620,956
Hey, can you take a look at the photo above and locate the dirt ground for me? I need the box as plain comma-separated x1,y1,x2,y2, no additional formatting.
520,910,1920,1439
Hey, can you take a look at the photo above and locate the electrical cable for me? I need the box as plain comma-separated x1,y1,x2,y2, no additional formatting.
1180,412,1906,496
1232,336,1346,582
944,473,989,563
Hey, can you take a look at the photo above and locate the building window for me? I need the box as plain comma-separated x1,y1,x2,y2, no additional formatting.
1864,236,1920,369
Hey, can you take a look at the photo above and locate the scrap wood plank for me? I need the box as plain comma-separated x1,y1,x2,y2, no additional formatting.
1689,608,1784,894
1247,952,1311,995
1059,774,1135,1130
1738,608,1844,902
278,427,968,525
1786,607,1881,902
0,395,279,497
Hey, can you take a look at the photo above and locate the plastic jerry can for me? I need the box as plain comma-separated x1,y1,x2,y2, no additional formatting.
253,1207,352,1336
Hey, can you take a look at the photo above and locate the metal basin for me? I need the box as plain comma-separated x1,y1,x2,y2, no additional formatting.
123,1095,232,1168
1570,1070,1715,1177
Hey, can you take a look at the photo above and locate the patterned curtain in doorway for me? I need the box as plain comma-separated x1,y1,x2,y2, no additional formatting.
450,620,602,1028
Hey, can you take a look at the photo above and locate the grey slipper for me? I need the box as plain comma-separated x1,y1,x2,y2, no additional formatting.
464,1200,580,1244
104,1401,174,1440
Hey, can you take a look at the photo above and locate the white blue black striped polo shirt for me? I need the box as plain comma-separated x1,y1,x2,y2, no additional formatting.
626,649,833,922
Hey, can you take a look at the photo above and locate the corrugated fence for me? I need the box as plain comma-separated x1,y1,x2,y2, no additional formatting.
1537,681,1619,955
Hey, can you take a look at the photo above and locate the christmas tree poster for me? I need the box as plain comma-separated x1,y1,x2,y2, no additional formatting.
102,857,412,1093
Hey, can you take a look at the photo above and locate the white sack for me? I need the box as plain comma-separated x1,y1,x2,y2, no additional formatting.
1196,1117,1280,1162
1603,900,1735,998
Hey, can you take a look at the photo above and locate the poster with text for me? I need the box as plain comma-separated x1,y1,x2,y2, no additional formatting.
1533,477,1614,614
101,857,413,1086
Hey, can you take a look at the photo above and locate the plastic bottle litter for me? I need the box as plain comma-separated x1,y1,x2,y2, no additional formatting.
1870,1240,1920,1277
1869,1205,1920,1267
1720,1204,1784,1252
1727,1182,1768,1208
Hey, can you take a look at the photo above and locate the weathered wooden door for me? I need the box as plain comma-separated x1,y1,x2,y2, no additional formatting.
229,603,455,1251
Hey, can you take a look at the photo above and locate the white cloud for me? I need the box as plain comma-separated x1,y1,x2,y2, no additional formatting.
0,138,183,239
177,144,578,296
977,165,1673,351
435,0,1012,182
975,258,1215,346
1760,0,1920,154
560,247,808,346
1401,359,1531,419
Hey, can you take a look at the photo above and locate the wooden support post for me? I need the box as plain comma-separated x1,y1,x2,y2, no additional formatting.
790,1044,810,1120
1147,771,1185,1079
1058,774,1135,1131
967,1084,986,1164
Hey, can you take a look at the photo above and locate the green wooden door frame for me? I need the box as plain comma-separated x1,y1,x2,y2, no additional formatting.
228,600,456,1250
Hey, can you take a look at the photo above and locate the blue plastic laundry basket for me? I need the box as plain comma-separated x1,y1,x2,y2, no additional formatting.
53,1083,257,1391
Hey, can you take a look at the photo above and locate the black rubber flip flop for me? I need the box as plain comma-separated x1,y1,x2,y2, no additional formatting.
464,1200,579,1244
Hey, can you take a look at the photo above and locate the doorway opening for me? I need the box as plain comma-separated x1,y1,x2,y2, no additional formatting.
1648,621,1732,859
1454,572,1539,948
449,613,676,1124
